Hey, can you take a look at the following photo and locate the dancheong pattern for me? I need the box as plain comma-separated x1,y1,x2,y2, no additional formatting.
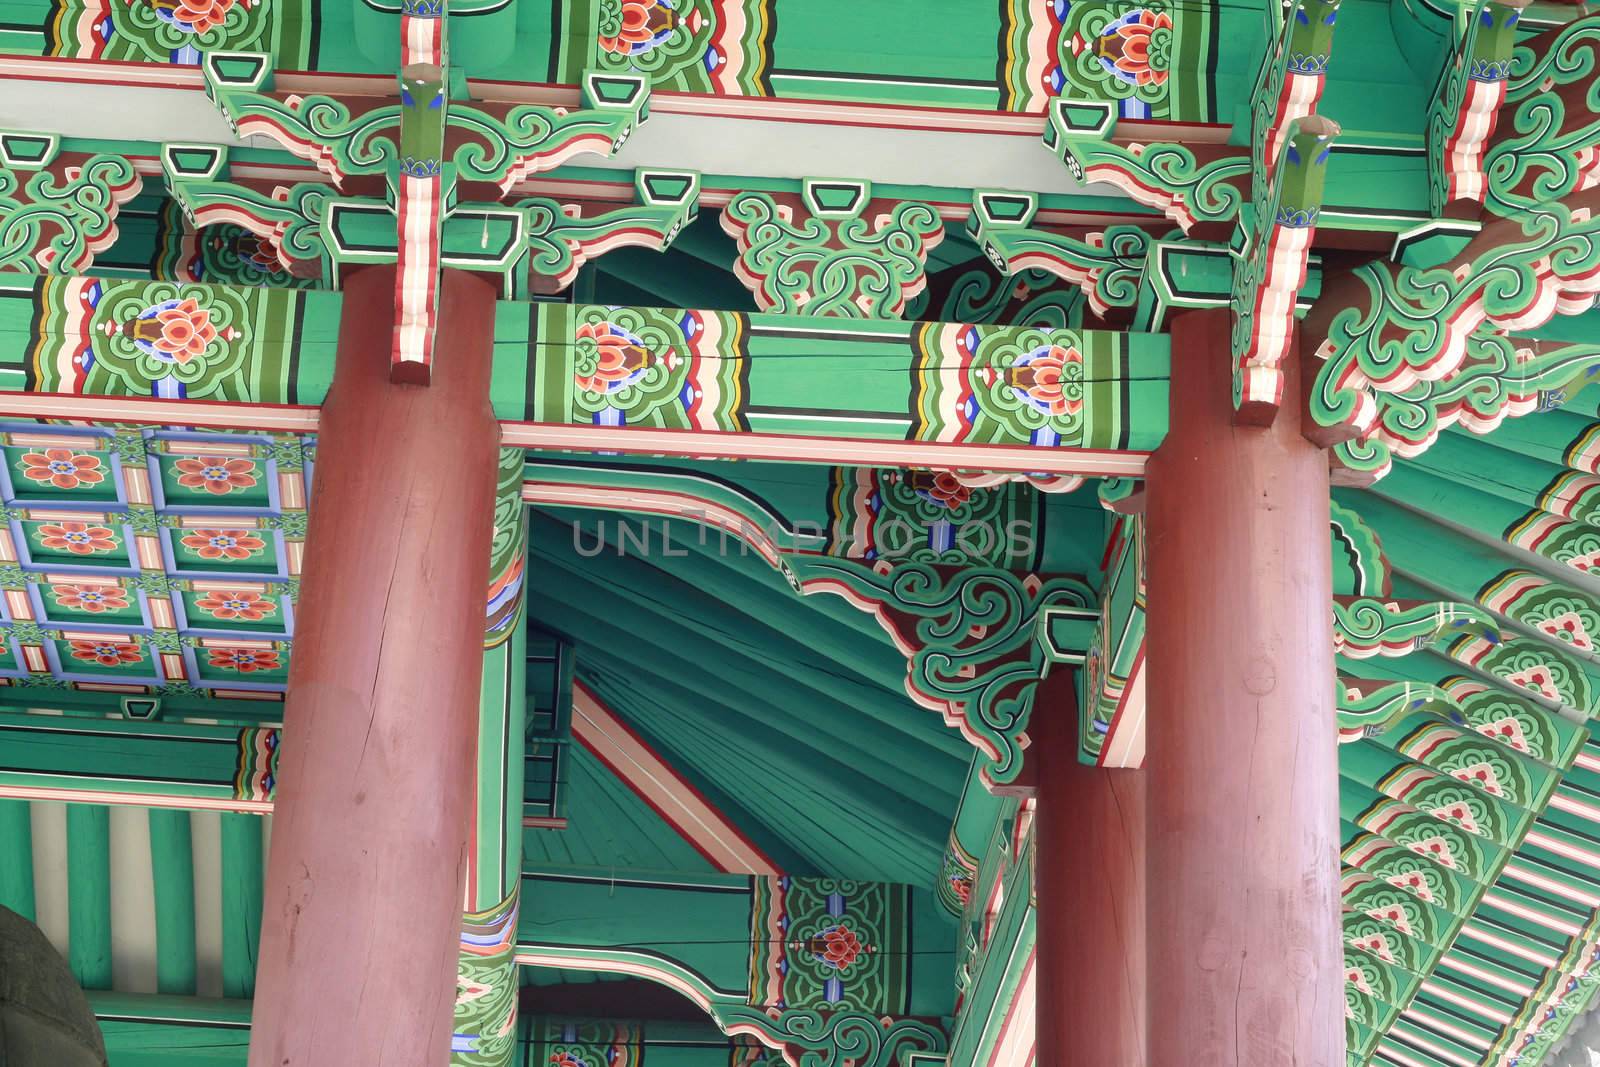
911,321,1141,449
552,0,773,94
748,877,910,1015
27,0,313,65
453,890,519,1067
999,0,1223,118
821,466,1044,572
525,1018,643,1067
0,422,305,700
26,277,324,403
528,303,748,431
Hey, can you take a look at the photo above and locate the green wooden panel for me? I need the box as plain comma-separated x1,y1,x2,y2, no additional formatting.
148,809,197,996
0,799,34,920
218,813,263,1000
66,803,112,990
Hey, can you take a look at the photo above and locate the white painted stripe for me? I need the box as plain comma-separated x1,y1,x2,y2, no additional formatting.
1548,790,1600,823
1480,891,1582,936
1503,862,1600,908
30,800,70,957
189,810,224,998
108,805,157,993
1524,829,1600,871
1419,980,1514,1025
1435,953,1534,997
0,395,1154,479
1400,1006,1491,1051
572,683,776,875
986,950,1037,1067
1454,922,1558,968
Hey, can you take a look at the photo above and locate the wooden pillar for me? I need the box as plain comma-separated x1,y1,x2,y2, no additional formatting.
1144,309,1341,1063
1034,670,1146,1066
248,266,500,1067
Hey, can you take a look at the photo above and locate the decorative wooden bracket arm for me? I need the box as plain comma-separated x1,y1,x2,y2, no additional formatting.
786,556,1095,790
161,143,332,280
1077,515,1146,768
967,189,1150,319
203,52,401,190
449,71,650,195
1336,677,1464,743
720,178,944,318
716,1006,947,1067
1333,596,1499,659
1427,0,1530,214
1231,115,1338,423
0,131,141,275
1301,195,1600,453
1043,98,1250,240
1331,333,1600,483
202,52,650,196
1484,11,1600,215
520,168,700,294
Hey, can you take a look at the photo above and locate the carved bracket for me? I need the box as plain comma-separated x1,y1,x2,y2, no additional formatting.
967,189,1150,321
788,557,1095,789
1043,99,1250,241
0,131,141,275
720,178,944,318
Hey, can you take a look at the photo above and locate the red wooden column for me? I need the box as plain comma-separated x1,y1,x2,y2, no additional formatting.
1144,309,1342,1063
248,266,501,1067
1034,670,1146,1065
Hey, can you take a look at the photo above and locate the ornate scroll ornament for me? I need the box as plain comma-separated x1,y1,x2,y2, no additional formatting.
520,170,699,294
786,558,1094,788
1333,333,1600,481
718,1008,946,1067
720,180,944,318
0,133,141,275
1329,503,1392,596
1486,11,1600,215
907,261,1085,329
525,1020,641,1067
1427,0,1527,213
452,890,518,1067
202,53,648,193
1333,597,1497,659
1043,99,1250,238
967,190,1150,319
1231,115,1338,421
1304,197,1600,447
162,144,333,279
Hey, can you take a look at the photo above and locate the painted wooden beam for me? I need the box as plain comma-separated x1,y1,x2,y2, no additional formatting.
147,808,197,995
1,273,1169,478
0,712,277,813
515,870,950,1066
66,802,113,990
